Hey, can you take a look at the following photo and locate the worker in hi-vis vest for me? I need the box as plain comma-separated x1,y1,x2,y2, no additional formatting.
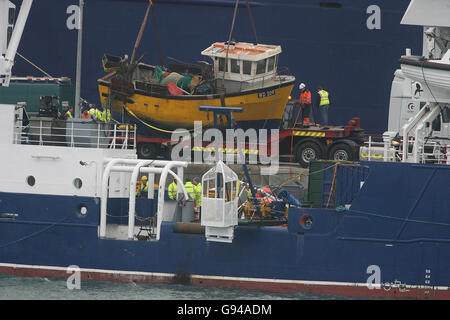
139,175,149,196
299,83,314,125
64,106,74,120
168,178,177,200
316,86,330,126
184,178,195,201
193,177,202,220
88,106,100,120
102,108,111,122
81,108,90,119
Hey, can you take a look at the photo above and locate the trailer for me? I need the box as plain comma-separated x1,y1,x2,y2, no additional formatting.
131,117,365,168
278,118,365,167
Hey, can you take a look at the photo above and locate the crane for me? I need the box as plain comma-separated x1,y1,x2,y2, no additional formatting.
0,0,33,87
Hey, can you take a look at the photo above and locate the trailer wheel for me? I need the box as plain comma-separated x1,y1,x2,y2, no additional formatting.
328,143,356,162
295,141,322,168
137,143,158,159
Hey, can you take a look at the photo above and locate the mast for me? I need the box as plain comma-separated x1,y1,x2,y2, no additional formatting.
74,0,84,118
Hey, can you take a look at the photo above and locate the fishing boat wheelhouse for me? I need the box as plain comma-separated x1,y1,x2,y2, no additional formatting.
98,41,295,135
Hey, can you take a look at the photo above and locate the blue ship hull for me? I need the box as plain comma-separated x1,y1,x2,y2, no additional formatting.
10,0,422,134
1,161,449,299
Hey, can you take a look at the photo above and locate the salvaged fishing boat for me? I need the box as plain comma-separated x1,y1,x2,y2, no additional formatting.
98,41,296,136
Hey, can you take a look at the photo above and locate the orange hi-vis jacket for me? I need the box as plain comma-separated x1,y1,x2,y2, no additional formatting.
300,90,312,105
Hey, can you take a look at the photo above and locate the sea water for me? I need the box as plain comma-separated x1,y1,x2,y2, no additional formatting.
0,274,353,300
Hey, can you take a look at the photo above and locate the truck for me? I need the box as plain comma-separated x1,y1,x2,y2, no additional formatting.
129,100,365,168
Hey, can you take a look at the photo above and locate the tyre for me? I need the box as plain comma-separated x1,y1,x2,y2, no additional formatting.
137,143,158,159
295,141,323,168
328,142,356,162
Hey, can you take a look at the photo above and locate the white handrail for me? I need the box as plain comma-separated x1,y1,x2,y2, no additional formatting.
412,104,441,163
402,103,430,162
99,158,188,239
100,158,121,238
128,160,157,239
14,120,136,150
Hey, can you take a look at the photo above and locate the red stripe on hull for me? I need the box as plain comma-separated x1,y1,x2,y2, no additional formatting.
0,265,448,300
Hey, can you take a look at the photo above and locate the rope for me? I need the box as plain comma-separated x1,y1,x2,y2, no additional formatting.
124,105,191,134
289,101,302,168
0,213,73,249
349,207,450,228
16,51,94,108
222,0,240,85
325,164,338,208
16,52,52,78
246,0,259,44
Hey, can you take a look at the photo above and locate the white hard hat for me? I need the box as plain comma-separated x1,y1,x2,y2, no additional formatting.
299,83,306,89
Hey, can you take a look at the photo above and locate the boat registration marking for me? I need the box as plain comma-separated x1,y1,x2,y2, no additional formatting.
258,89,275,98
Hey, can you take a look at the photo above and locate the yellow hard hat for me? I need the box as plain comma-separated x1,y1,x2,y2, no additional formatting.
142,176,148,181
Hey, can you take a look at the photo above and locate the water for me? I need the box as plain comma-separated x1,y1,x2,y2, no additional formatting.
0,274,352,300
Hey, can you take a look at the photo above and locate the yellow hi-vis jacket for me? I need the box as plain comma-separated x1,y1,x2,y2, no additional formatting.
102,109,111,122
184,182,195,200
140,181,149,192
168,182,177,200
318,90,330,106
194,183,202,207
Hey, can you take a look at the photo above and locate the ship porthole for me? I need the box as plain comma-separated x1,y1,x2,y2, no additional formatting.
299,214,313,230
73,178,83,189
26,176,36,187
77,205,88,218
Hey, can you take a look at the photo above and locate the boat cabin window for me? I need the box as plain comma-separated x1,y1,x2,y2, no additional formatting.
267,56,275,72
256,59,267,75
243,60,252,75
218,58,228,72
231,59,240,73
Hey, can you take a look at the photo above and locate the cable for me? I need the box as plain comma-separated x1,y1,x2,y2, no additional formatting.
0,212,73,249
325,164,338,208
349,207,450,228
16,52,52,78
246,0,259,44
16,51,95,108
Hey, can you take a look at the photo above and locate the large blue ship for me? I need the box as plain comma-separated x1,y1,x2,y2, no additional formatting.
1,0,450,300
9,0,422,134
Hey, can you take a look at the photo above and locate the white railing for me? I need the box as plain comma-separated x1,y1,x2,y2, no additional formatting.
100,158,189,241
362,135,450,165
13,117,137,150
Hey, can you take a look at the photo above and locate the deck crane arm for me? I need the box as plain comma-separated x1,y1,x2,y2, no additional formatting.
0,0,33,87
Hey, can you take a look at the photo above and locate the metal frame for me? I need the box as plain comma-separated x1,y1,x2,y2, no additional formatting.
100,159,188,241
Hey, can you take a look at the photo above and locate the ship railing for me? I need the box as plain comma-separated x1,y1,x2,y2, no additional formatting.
13,117,137,150
362,135,450,165
100,159,189,241
412,140,450,165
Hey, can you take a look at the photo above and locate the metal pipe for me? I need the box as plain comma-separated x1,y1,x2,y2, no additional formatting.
100,158,121,238
128,167,188,240
128,160,156,240
100,159,188,239
104,158,188,167
402,102,430,162
148,173,155,199
412,103,441,163
156,163,188,241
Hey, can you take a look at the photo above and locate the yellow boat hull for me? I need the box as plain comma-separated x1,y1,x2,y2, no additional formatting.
98,81,294,131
